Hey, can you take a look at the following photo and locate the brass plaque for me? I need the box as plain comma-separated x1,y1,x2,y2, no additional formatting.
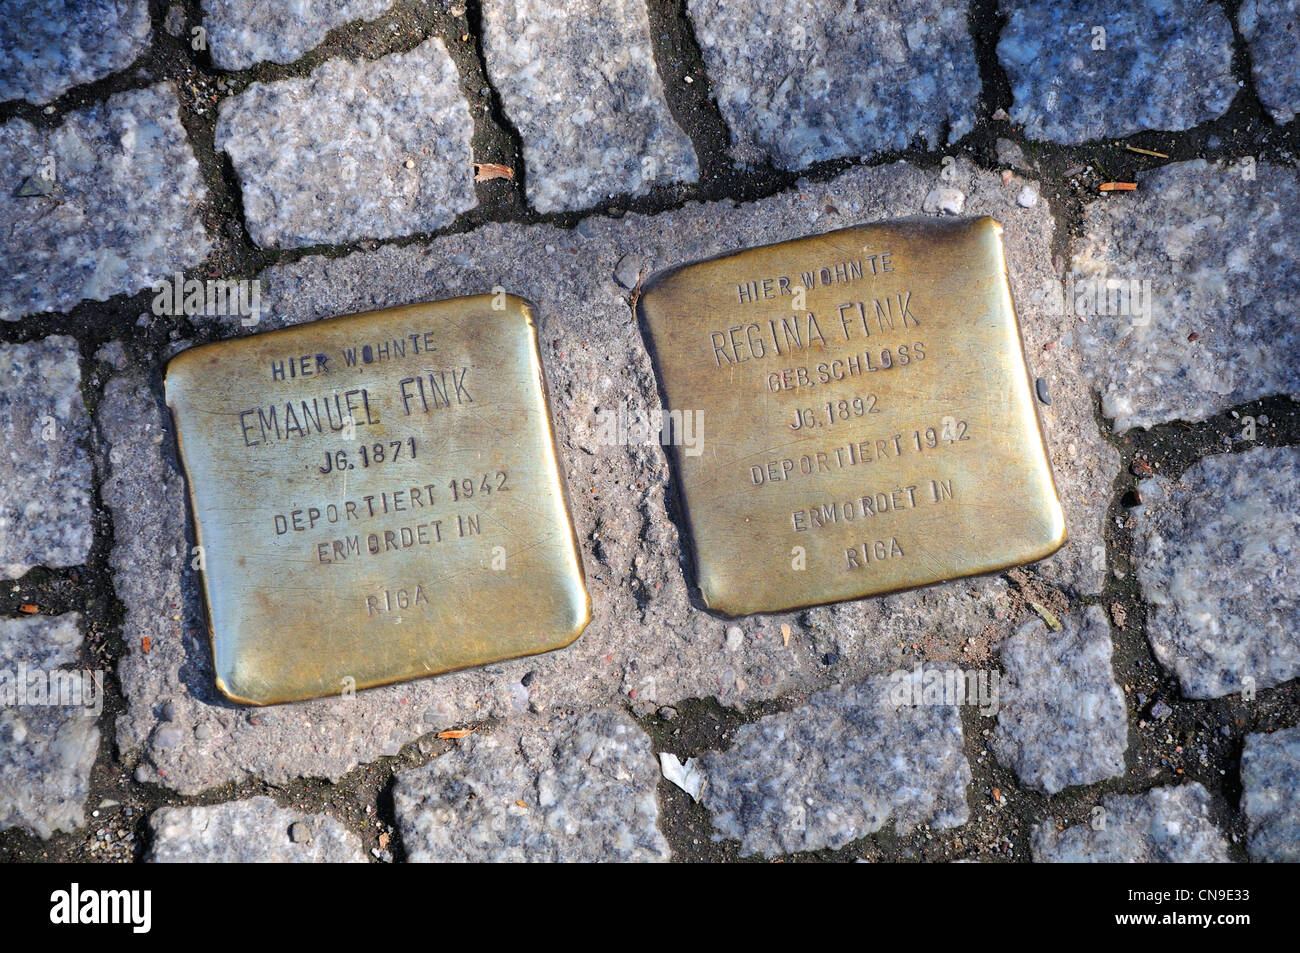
166,295,590,705
639,217,1065,616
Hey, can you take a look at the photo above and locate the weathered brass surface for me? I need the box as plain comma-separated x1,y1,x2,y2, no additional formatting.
166,295,590,705
639,217,1065,616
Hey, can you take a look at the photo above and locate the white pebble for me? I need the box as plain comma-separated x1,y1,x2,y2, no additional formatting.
922,186,964,215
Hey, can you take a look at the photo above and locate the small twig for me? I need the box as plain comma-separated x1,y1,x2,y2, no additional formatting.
1124,145,1170,159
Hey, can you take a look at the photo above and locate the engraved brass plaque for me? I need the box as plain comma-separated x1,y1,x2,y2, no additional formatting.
166,295,590,705
639,217,1065,616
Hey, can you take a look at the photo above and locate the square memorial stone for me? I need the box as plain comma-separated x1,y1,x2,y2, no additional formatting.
639,218,1065,616
166,295,590,705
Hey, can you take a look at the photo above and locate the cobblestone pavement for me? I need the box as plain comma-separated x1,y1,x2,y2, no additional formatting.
1,0,1297,863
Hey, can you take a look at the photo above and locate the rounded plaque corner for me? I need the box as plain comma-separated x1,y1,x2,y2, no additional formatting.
698,580,751,619
462,290,536,326
637,263,685,313
1048,519,1069,555
972,215,1005,239
637,266,667,299
556,582,594,647
213,671,267,708
1032,505,1069,561
163,346,200,396
502,291,535,313
497,293,543,335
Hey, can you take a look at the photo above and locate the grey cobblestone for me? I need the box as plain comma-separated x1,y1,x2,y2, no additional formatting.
1134,446,1300,699
201,0,396,70
1032,783,1230,862
688,0,980,169
699,670,971,857
998,0,1235,144
1241,724,1300,862
0,0,151,106
0,614,99,840
148,796,365,862
215,37,476,248
993,605,1128,795
482,0,699,212
1075,159,1300,432
0,337,93,579
0,84,212,320
1239,0,1300,124
394,710,669,862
